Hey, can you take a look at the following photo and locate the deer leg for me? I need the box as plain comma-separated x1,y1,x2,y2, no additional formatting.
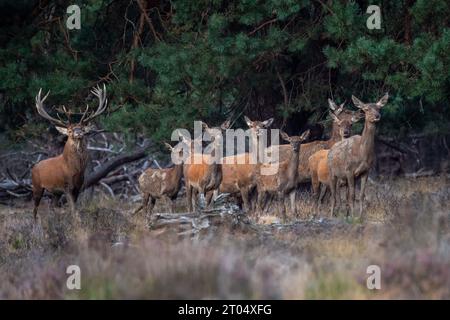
289,190,296,216
193,188,200,211
241,187,250,213
330,175,337,218
317,183,327,217
256,189,265,215
147,197,156,220
346,174,355,218
279,192,287,222
52,193,62,207
165,195,174,213
33,187,44,221
359,172,369,219
66,189,80,225
186,185,193,212
311,170,320,197
72,188,80,203
135,193,150,215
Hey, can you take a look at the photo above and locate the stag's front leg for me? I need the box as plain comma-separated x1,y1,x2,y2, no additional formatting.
66,188,81,226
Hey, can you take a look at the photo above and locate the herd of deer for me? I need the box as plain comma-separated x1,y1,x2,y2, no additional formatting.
30,84,389,224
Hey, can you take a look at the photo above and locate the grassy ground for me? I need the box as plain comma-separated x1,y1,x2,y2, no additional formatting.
0,176,449,299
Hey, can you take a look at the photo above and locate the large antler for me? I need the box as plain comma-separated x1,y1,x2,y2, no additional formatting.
35,89,68,128
79,84,108,124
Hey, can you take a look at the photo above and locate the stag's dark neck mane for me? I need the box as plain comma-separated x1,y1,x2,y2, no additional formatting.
63,137,88,172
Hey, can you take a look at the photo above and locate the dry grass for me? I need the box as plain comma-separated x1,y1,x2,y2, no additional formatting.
0,176,449,299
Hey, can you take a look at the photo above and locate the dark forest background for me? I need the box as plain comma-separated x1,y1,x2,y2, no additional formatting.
0,0,449,147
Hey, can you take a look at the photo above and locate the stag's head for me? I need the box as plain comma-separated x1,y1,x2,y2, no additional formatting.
351,93,389,123
280,130,310,152
35,85,108,142
244,116,274,137
328,99,362,138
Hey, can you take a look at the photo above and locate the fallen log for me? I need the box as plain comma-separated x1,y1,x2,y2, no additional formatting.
83,140,151,190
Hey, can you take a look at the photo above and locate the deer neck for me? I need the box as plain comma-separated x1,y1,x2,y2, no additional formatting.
63,137,88,172
174,163,184,180
328,121,341,147
287,146,300,179
360,120,377,161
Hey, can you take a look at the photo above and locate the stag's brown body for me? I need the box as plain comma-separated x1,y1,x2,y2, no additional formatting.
32,137,87,210
327,94,388,217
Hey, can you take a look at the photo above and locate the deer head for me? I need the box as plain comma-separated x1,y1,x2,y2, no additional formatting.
35,85,108,143
280,130,310,152
164,141,185,160
351,93,389,123
201,120,230,142
328,99,363,138
244,116,274,136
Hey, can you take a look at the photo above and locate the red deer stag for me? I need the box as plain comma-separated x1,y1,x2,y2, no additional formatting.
134,142,184,217
256,130,310,221
183,120,230,212
308,103,362,215
31,85,108,221
217,116,274,212
328,93,388,218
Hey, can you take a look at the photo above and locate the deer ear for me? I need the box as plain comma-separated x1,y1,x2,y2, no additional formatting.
352,95,365,109
178,131,190,143
377,93,389,108
83,125,94,133
201,121,209,129
220,119,231,130
300,129,310,141
280,131,290,142
330,112,342,124
164,142,173,151
336,102,345,114
244,116,253,127
55,126,68,135
328,99,338,111
262,117,274,128
352,110,364,123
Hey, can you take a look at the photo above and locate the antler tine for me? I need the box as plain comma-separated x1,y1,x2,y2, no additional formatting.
81,84,108,124
79,104,90,124
35,89,67,127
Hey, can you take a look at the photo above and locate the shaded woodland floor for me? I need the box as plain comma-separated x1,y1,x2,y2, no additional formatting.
0,176,449,299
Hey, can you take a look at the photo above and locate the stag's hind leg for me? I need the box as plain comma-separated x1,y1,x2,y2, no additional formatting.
32,187,44,221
